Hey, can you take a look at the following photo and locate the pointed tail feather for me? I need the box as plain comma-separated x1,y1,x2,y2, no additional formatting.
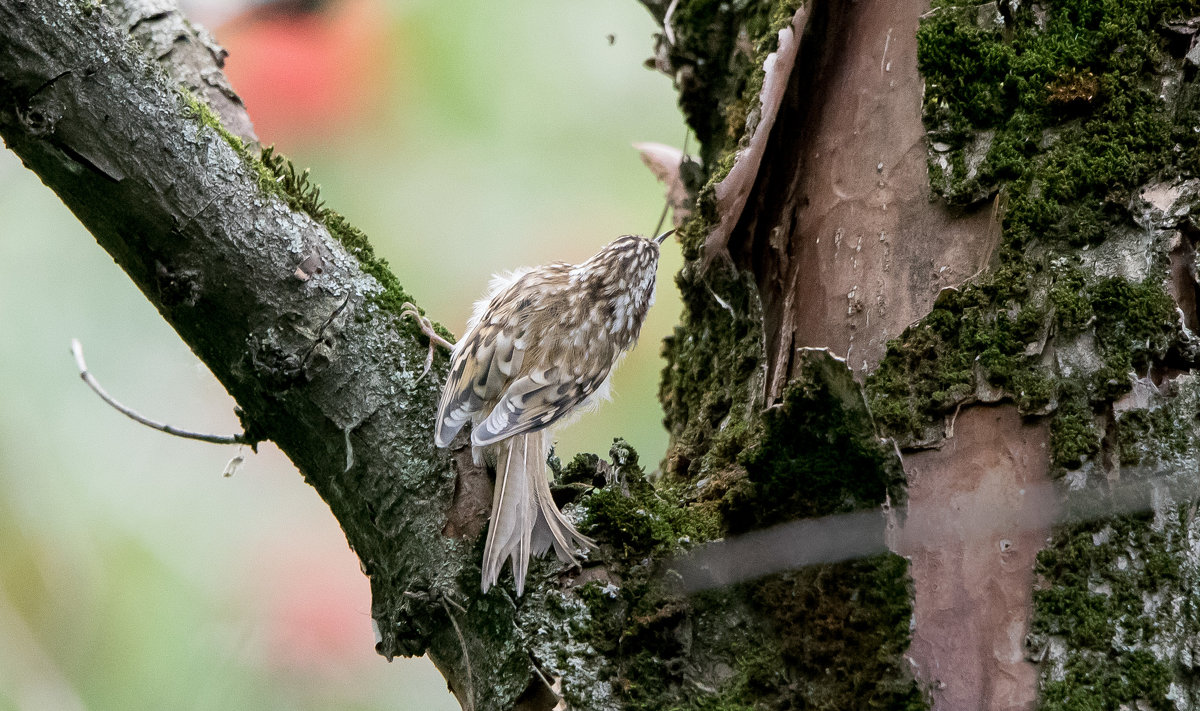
481,434,535,594
481,431,594,595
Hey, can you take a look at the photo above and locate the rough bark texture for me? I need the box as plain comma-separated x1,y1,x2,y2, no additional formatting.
10,0,1200,708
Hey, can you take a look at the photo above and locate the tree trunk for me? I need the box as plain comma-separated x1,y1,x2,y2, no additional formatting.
5,0,1200,708
657,0,1200,708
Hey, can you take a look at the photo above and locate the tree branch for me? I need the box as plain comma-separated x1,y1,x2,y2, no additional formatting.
0,1,566,707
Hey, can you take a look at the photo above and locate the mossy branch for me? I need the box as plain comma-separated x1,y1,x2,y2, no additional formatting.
0,1,592,708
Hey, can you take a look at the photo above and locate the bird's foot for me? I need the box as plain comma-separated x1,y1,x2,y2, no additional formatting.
400,302,455,378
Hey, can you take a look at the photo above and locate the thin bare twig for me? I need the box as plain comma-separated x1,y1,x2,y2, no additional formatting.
70,338,249,445
441,598,475,711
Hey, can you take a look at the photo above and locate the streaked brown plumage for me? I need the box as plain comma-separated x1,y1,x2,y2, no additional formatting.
434,232,669,594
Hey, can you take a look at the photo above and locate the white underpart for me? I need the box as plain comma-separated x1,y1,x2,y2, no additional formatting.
463,267,534,340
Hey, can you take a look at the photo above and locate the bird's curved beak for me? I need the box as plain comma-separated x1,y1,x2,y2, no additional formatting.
654,229,675,245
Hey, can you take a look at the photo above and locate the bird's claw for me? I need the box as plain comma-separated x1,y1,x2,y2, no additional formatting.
400,302,454,379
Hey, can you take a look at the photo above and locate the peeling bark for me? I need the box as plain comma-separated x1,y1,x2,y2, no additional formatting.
730,0,1001,397
659,0,1200,707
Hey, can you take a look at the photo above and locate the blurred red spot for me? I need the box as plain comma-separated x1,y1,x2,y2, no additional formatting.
243,539,375,676
217,0,394,145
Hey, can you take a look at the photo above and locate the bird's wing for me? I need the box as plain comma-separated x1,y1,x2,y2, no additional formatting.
436,262,614,448
433,315,528,447
470,352,611,447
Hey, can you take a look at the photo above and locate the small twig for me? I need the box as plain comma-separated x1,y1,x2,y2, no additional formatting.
441,598,475,711
442,595,468,614
70,339,249,445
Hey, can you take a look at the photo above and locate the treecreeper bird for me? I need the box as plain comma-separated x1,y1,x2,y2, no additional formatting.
432,231,673,595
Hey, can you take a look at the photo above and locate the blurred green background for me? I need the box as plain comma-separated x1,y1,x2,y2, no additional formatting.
0,0,684,708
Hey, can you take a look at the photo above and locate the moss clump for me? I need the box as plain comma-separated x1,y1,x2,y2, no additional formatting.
660,264,764,482
1039,650,1171,711
584,440,719,567
866,266,1041,439
746,557,925,711
1090,276,1177,374
868,265,1177,469
1115,404,1192,466
1032,515,1179,710
572,441,749,711
917,0,1186,214
1049,391,1101,469
675,645,778,711
726,354,906,531
1050,268,1094,333
917,4,1015,139
1012,368,1055,413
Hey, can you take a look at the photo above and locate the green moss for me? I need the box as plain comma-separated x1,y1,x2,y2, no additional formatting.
869,258,1178,465
866,268,1041,439
583,440,719,565
917,5,1015,138
671,646,773,711
571,442,753,711
725,355,906,531
745,557,925,711
1050,392,1101,469
1050,268,1094,333
877,0,1191,467
713,355,921,708
1012,368,1055,412
659,264,764,481
1032,515,1179,710
1114,375,1200,466
1090,276,1176,373
1040,650,1172,710
575,434,917,710
917,0,1188,210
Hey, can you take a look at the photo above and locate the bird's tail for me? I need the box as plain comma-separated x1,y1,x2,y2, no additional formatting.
481,431,594,595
